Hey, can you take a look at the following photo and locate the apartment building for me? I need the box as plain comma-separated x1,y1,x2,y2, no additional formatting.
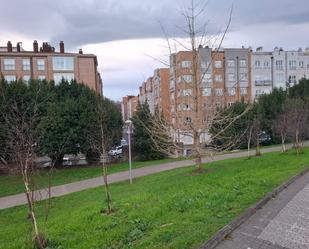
0,40,102,94
152,68,170,120
123,46,309,145
251,47,309,100
169,47,251,144
121,95,139,122
138,68,170,120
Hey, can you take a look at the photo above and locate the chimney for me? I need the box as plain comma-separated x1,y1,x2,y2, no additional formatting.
60,41,64,53
7,41,12,52
33,40,38,53
79,49,83,54
17,42,21,52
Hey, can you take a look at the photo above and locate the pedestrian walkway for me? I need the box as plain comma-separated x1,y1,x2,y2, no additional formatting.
214,169,309,249
0,143,308,210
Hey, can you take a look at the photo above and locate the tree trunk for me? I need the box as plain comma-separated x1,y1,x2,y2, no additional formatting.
247,126,252,158
281,131,286,152
295,129,300,155
22,163,46,249
255,132,261,156
193,131,203,172
102,161,112,214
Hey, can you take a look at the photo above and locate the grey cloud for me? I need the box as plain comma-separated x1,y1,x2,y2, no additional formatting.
2,0,309,48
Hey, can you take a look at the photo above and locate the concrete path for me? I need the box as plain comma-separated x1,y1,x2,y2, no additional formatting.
214,168,309,249
0,143,308,210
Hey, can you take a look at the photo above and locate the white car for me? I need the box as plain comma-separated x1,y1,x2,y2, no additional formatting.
108,146,123,156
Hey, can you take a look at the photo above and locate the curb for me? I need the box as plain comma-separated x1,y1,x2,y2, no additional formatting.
200,167,309,249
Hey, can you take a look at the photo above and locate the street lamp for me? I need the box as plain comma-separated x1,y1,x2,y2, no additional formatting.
125,120,133,184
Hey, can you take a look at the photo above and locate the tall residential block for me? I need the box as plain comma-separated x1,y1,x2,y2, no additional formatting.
251,47,309,100
0,41,102,94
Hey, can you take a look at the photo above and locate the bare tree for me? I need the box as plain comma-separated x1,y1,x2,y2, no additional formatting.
87,97,121,214
272,107,289,153
0,81,47,248
143,1,251,172
285,98,308,154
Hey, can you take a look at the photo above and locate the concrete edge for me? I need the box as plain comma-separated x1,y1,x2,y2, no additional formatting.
200,167,309,249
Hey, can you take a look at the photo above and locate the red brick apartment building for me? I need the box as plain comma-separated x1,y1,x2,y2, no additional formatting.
0,40,102,94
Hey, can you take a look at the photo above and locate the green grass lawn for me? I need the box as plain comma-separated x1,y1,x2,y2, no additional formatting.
0,158,178,198
1,149,309,249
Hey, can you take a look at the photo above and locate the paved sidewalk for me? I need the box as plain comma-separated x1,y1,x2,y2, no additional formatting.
214,170,309,249
0,143,307,210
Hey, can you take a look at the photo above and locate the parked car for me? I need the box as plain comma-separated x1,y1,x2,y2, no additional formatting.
108,146,123,157
258,131,271,144
63,155,73,166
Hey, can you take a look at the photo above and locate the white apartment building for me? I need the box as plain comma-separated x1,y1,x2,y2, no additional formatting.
252,47,309,100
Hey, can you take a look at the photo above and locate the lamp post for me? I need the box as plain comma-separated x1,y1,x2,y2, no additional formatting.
125,120,133,184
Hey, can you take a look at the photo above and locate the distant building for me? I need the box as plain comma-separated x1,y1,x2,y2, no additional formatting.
138,68,170,121
0,40,102,94
121,95,138,122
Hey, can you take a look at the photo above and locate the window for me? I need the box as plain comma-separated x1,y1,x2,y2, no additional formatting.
227,60,235,68
202,73,212,84
215,102,221,108
185,117,192,124
201,60,210,70
240,59,247,67
228,88,236,96
23,75,30,82
53,73,74,84
263,61,269,68
182,104,191,111
289,60,296,70
182,89,192,96
38,75,46,81
275,60,283,70
215,88,223,96
240,87,247,96
288,75,297,84
240,73,248,81
227,102,234,107
227,74,235,81
4,75,16,82
182,75,192,83
4,58,15,70
214,61,222,68
254,60,261,69
181,60,191,68
22,59,30,71
37,59,45,71
52,56,74,71
215,75,222,82
202,88,211,96
299,61,304,68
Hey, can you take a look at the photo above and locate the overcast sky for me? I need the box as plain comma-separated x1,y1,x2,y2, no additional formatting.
1,0,309,101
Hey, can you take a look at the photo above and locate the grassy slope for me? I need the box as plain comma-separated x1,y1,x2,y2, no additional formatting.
0,158,178,197
1,149,309,249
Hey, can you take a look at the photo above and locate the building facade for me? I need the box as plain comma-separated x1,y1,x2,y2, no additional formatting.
138,68,170,121
0,41,102,94
122,46,309,145
251,47,309,100
121,95,139,122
